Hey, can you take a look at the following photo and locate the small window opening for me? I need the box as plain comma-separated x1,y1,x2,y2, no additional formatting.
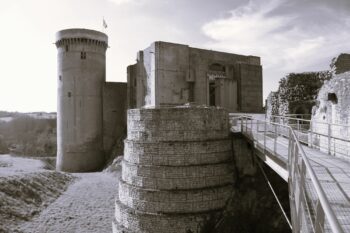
59,75,62,81
189,82,194,102
65,45,69,52
81,51,86,59
68,92,71,97
327,93,338,104
209,81,216,106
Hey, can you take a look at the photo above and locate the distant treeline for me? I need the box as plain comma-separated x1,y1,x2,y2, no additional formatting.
0,114,56,156
0,111,22,118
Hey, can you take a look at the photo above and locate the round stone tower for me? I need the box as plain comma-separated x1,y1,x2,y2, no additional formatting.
55,28,108,172
113,106,234,233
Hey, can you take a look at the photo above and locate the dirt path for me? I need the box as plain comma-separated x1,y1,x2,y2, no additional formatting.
20,172,119,233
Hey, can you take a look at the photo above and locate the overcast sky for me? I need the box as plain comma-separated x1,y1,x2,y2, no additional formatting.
0,0,349,112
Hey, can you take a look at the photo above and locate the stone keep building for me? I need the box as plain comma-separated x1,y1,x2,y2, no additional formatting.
55,28,127,172
127,41,263,112
113,107,234,233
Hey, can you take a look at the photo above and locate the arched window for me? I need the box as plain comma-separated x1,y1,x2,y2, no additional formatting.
327,93,338,104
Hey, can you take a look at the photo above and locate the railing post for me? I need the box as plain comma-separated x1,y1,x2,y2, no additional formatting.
251,117,253,136
315,199,325,233
297,119,300,142
288,135,293,178
288,129,292,173
274,124,277,154
310,121,313,149
264,120,267,153
295,160,306,233
328,123,331,155
240,116,243,133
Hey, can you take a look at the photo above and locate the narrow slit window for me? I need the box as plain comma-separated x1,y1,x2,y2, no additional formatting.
59,75,62,81
81,51,86,59
65,45,69,52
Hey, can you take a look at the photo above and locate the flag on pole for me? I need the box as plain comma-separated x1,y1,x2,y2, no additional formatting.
103,18,108,29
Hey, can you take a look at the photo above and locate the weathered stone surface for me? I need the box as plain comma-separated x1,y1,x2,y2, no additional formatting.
127,107,229,141
311,71,350,158
119,181,232,213
114,107,233,233
114,200,221,233
124,139,231,166
103,82,127,159
121,160,233,190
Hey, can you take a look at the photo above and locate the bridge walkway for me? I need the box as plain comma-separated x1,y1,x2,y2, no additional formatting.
230,115,350,233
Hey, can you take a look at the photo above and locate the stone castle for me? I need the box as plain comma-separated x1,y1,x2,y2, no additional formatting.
54,28,266,232
55,28,350,232
55,29,263,173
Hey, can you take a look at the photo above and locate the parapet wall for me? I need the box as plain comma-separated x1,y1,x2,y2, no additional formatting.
113,106,234,233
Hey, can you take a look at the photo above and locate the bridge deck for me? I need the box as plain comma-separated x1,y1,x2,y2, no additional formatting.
238,127,350,232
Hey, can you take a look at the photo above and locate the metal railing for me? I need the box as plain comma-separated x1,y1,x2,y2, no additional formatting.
229,114,344,233
271,115,350,160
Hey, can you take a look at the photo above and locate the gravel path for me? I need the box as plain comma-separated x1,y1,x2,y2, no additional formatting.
20,172,119,233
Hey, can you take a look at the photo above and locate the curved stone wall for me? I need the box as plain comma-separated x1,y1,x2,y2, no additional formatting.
55,28,108,172
114,106,233,233
114,200,222,233
121,160,233,190
124,139,231,166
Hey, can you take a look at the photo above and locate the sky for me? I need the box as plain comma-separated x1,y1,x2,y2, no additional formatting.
0,0,350,112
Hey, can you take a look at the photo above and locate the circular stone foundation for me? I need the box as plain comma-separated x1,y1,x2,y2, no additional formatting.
114,106,234,233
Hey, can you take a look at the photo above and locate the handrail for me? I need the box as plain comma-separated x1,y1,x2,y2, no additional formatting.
270,114,350,158
290,129,344,233
233,115,344,233
271,115,350,128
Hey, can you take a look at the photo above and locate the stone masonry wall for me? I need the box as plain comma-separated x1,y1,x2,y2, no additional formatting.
311,71,350,158
113,106,234,233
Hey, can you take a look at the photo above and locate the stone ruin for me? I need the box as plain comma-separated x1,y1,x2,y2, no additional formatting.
266,53,350,121
311,71,350,157
265,53,350,157
113,106,234,233
265,71,331,121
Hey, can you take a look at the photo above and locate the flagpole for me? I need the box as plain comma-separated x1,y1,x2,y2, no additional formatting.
102,17,108,33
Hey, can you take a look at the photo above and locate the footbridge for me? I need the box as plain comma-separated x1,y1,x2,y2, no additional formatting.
229,114,350,233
